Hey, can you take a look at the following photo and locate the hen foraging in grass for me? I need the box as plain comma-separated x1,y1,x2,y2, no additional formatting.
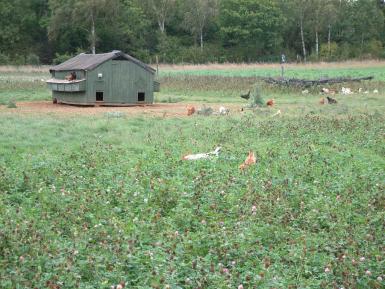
326,96,337,104
187,106,196,116
219,106,229,115
239,151,257,170
266,99,275,107
322,88,337,94
240,90,251,100
182,147,221,161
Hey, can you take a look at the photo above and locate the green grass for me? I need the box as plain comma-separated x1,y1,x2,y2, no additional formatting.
0,72,50,104
0,113,384,288
0,65,384,288
156,75,385,104
2,63,385,104
161,65,385,80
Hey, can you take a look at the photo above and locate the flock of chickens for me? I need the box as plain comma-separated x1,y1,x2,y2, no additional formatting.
180,85,362,171
184,82,381,118
185,86,344,117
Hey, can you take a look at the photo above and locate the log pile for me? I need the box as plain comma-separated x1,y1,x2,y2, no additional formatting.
261,76,374,87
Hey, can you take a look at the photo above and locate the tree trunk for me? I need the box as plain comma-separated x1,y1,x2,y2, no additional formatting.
156,55,159,76
300,17,306,63
328,24,331,58
91,13,96,54
315,30,319,59
200,28,203,51
360,33,364,58
158,20,165,33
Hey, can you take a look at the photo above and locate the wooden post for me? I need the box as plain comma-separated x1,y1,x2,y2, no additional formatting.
328,24,331,59
281,54,286,79
156,55,159,77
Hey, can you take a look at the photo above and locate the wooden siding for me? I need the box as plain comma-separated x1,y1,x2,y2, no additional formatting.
53,91,87,104
51,70,87,104
86,59,154,104
47,80,86,92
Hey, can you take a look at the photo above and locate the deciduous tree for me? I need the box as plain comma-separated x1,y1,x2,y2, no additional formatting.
220,0,284,55
49,0,119,54
182,0,218,50
142,0,176,34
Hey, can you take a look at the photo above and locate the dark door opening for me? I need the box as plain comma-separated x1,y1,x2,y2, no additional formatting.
96,91,104,102
138,92,145,102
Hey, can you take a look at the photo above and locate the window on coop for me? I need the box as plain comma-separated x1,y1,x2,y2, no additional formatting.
138,92,145,102
96,91,104,102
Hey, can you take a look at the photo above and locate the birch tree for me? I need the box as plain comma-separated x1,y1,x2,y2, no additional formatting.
283,0,316,62
307,0,338,59
323,0,339,58
182,0,218,50
144,0,176,34
309,0,323,59
49,0,119,54
73,0,119,54
296,0,311,62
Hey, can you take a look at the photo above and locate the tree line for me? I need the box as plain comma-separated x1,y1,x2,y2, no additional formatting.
0,0,384,65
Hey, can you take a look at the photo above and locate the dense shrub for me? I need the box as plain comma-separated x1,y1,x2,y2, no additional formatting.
26,53,40,65
12,55,26,66
0,53,10,65
364,39,384,59
320,42,339,61
53,53,74,65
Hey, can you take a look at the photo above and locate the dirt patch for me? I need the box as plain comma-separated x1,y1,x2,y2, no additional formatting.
0,101,241,118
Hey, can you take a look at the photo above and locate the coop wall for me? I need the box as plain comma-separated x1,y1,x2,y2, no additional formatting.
53,91,88,104
51,70,88,104
86,60,154,105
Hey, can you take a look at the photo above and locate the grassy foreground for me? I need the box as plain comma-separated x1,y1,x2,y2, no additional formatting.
0,63,384,288
1,110,384,288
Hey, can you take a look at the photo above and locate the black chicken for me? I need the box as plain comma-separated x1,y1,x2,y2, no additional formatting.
240,90,251,100
327,96,338,104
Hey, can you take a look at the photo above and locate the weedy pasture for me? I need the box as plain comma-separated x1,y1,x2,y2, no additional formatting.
0,63,384,288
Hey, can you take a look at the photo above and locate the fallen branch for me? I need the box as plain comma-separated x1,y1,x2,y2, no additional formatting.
261,76,374,87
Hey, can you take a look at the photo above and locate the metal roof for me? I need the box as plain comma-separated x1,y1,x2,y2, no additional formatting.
50,51,156,74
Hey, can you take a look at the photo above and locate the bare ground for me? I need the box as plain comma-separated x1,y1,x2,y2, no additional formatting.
0,101,241,117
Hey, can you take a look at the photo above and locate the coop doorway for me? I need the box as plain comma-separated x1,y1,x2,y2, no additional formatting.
138,92,145,102
96,91,104,102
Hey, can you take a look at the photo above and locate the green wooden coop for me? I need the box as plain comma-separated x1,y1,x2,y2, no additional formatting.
47,51,160,106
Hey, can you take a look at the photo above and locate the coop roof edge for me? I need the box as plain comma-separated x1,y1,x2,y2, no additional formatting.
49,51,156,74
